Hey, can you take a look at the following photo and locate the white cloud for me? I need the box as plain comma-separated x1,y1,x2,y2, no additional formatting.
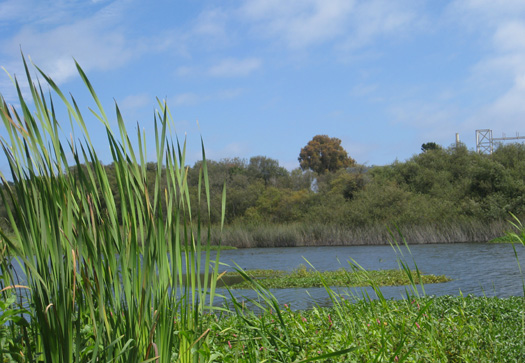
11,29,128,84
493,22,525,53
209,58,261,77
192,8,228,37
472,73,525,131
3,12,134,84
239,0,420,51
443,0,525,135
491,75,525,114
177,58,261,78
0,0,172,89
0,0,88,25
447,0,525,29
0,0,33,22
178,7,235,53
240,0,355,48
342,0,419,50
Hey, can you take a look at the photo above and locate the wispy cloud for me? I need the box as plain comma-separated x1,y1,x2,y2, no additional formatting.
0,0,170,87
0,0,36,23
0,0,97,27
176,58,261,78
239,0,420,51
470,74,525,132
240,0,355,48
492,21,525,53
173,93,200,106
175,7,236,55
6,23,133,83
208,57,262,77
341,0,420,50
192,8,229,38
446,0,525,131
172,88,245,107
447,0,525,29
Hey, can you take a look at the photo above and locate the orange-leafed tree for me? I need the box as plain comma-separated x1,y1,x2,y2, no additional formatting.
298,135,355,174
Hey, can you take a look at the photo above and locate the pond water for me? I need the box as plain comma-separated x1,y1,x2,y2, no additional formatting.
4,243,524,311
211,242,525,310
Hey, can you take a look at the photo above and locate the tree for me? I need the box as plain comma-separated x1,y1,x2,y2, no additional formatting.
421,142,441,153
248,156,288,185
298,135,355,174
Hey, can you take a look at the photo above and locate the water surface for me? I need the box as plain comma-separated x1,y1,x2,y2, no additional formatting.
211,243,525,310
5,242,524,311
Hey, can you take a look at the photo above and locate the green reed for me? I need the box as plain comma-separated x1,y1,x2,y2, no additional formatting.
0,55,224,362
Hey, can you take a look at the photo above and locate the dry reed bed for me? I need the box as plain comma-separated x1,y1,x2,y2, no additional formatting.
210,220,508,248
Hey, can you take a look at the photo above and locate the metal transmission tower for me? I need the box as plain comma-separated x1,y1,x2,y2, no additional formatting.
476,129,525,154
476,129,493,154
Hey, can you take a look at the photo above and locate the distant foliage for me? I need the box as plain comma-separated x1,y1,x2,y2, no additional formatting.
248,155,288,185
421,142,442,152
2,142,525,233
298,135,355,174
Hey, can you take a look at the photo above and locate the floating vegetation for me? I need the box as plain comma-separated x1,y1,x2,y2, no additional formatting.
221,266,451,289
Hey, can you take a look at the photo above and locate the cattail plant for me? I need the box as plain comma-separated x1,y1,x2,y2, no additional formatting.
0,55,224,362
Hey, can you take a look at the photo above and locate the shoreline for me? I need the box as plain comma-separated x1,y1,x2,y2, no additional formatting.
208,220,513,248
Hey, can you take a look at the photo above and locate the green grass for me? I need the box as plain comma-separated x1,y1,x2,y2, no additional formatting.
205,295,525,362
221,266,451,289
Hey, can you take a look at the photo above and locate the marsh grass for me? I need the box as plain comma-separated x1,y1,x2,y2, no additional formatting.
212,220,508,248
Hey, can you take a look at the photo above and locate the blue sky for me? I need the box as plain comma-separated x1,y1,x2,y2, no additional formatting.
1,0,525,172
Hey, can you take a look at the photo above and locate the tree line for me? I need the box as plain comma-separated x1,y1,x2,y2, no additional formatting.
2,136,524,243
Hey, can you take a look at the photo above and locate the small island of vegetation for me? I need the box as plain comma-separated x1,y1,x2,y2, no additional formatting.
219,266,451,289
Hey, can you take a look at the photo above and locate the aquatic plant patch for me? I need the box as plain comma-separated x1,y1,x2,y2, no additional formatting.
221,266,451,289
